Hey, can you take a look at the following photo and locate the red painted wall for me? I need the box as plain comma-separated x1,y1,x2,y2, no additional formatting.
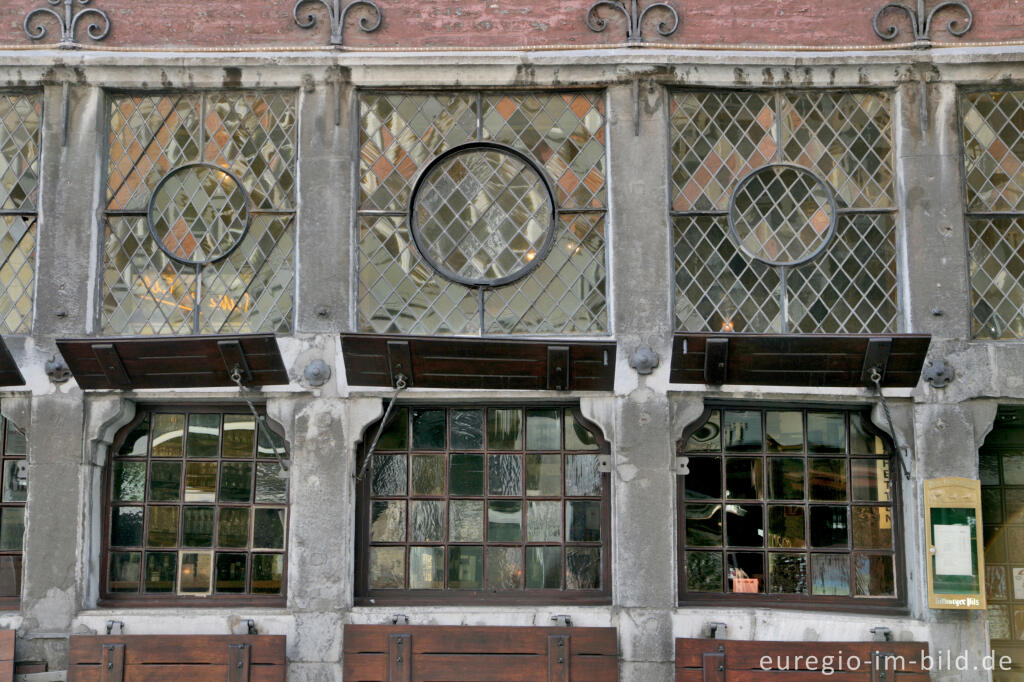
1,0,1021,50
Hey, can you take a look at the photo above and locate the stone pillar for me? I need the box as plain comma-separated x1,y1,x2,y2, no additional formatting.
606,79,676,682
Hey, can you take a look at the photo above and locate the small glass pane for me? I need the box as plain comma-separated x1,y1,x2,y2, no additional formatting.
371,501,406,542
809,458,847,501
253,508,286,550
109,552,141,593
528,501,561,541
987,565,1009,601
810,506,849,548
448,546,483,589
486,547,522,589
149,461,182,501
685,411,721,452
685,505,722,547
727,552,764,593
852,506,892,549
808,412,846,453
850,413,883,454
182,507,214,547
769,458,803,500
145,552,176,592
488,500,523,542
769,553,807,593
488,455,522,496
252,554,284,594
412,409,446,450
178,551,212,594
152,414,185,457
411,455,445,496
111,506,144,546
526,546,561,589
1,460,26,503
220,462,253,503
982,488,1003,525
768,505,805,548
372,455,407,497
451,410,484,450
3,426,25,456
186,413,220,458
725,458,763,499
215,553,247,593
566,455,600,496
723,411,762,451
565,412,599,450
566,500,601,542
766,411,803,452
185,461,217,502
118,416,150,456
410,500,444,542
686,551,722,592
376,408,408,450
488,408,522,450
450,454,483,496
409,546,445,589
218,507,249,548
980,454,1000,486
526,409,560,450
855,554,894,596
112,461,145,501
222,415,255,458
1004,454,1024,485
369,547,405,589
254,462,288,503
812,553,850,595
257,423,287,460
851,459,890,501
526,454,560,496
1007,490,1024,523
685,457,722,499
566,547,601,589
989,603,1012,640
449,500,483,542
725,504,763,547
146,506,178,547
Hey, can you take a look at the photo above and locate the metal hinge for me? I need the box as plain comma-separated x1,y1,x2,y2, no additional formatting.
675,456,689,475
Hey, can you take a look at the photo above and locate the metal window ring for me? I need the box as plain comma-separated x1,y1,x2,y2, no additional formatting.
408,142,558,288
727,163,838,267
147,162,252,266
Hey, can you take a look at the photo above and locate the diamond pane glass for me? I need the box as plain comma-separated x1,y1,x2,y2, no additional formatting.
962,91,1024,212
671,92,777,212
0,94,40,211
0,216,35,334
482,93,606,210
782,92,893,209
970,217,1024,339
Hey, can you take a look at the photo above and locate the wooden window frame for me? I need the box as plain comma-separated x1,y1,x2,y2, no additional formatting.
355,404,612,606
0,416,26,609
677,402,907,613
100,404,288,607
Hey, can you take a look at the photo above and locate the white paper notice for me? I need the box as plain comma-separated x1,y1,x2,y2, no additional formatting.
934,524,973,576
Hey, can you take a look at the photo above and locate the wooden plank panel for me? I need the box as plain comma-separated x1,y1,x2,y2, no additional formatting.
70,636,285,666
227,643,250,682
345,626,617,657
0,630,14,661
569,655,618,682
341,652,386,681
410,653,547,681
72,663,284,682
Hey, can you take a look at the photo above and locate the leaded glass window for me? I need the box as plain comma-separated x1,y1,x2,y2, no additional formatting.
679,406,901,606
0,94,40,334
358,92,608,335
357,406,610,603
102,92,296,335
104,408,288,602
961,90,1024,339
670,91,898,333
0,416,26,604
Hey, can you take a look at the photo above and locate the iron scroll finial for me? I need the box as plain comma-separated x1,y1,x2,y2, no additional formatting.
586,0,680,44
873,0,973,42
24,0,110,49
293,0,383,46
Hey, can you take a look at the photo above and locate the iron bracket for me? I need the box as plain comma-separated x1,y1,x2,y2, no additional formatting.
922,356,954,388
674,456,690,475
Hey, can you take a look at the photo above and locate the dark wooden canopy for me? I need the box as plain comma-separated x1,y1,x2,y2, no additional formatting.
670,333,931,388
341,334,616,391
56,334,289,390
0,338,23,387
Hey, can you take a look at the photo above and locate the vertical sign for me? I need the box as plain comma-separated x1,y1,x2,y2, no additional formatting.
925,477,986,610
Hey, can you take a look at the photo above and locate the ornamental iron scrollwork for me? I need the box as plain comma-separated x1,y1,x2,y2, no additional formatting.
873,0,973,42
24,0,111,48
586,0,680,44
293,0,382,46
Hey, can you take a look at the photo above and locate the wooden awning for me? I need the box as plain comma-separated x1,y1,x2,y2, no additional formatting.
670,333,931,388
0,338,24,387
56,334,289,390
341,334,616,391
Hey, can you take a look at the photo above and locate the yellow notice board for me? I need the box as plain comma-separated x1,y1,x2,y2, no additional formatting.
925,477,986,610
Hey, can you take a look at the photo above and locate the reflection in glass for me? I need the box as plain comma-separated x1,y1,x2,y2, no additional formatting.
526,454,560,496
685,457,721,499
566,547,600,589
686,551,722,592
488,500,522,542
723,411,762,451
526,546,561,588
111,506,144,547
152,414,185,457
769,553,806,593
528,501,561,542
220,462,253,503
849,414,882,454
855,554,894,596
372,455,407,497
725,504,762,547
766,411,802,452
448,546,483,589
769,458,803,500
178,551,213,594
118,416,150,456
377,408,408,450
222,415,255,458
109,552,141,592
488,455,522,496
218,508,249,548
486,547,522,589
2,460,26,502
450,454,483,496
186,413,220,458
852,506,892,549
851,459,890,501
727,552,764,593
768,506,805,548
411,500,444,542
811,553,850,595
410,546,445,589
725,458,763,499
526,409,560,450
371,501,406,542
809,459,847,501
810,506,848,548
449,500,483,542
215,553,247,593
685,410,721,452
686,505,722,547
808,412,845,453
566,455,600,496
252,554,284,594
412,409,446,450
185,461,217,502
3,427,25,457
451,410,483,450
488,409,522,450
370,547,405,589
565,412,599,450
113,461,145,501
150,461,182,501
566,500,601,542
146,506,178,547
145,552,176,592
253,508,286,550
1004,454,1024,485
182,507,214,547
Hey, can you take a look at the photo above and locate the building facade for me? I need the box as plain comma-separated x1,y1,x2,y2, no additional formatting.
0,0,1023,679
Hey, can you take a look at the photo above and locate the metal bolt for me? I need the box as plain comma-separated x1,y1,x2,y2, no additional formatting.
719,665,724,671
558,657,564,663
237,660,243,669
396,656,403,663
107,661,112,669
